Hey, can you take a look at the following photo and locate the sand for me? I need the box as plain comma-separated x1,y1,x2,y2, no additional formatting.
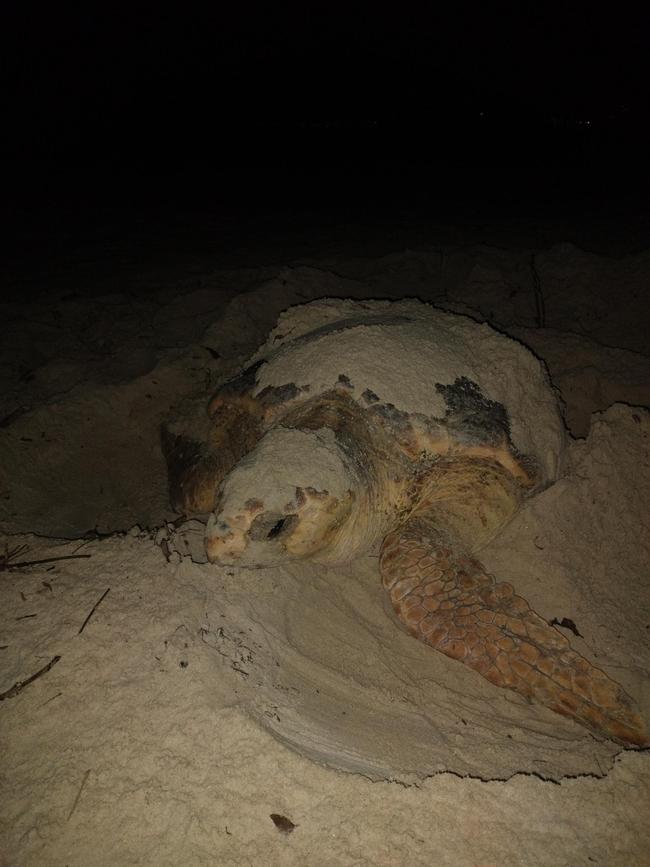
1,234,649,866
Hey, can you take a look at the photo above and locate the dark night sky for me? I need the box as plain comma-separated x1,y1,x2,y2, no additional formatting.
2,4,649,203
6,7,647,109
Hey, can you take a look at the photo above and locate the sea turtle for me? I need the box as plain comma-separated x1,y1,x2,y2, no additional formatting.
162,298,647,746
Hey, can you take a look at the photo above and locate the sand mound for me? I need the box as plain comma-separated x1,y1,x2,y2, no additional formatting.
1,244,649,864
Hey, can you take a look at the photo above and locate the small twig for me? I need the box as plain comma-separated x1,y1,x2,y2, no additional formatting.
67,769,91,821
0,544,28,570
37,691,62,708
4,554,91,572
70,539,94,554
78,588,110,634
0,655,61,701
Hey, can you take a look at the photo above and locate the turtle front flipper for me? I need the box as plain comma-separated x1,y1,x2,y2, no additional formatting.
162,394,264,514
380,461,648,747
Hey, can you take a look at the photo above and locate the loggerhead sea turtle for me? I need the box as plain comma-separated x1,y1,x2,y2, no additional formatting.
162,298,647,746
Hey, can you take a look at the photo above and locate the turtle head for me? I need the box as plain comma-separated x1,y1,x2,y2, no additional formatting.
205,428,360,567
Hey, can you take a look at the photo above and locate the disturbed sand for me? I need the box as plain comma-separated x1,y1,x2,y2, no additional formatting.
1,225,649,866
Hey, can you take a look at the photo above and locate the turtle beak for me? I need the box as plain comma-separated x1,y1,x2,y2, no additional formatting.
205,513,249,564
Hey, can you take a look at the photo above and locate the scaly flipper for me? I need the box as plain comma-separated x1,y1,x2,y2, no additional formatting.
380,518,647,746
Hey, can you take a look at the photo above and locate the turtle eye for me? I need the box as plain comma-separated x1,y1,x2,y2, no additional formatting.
248,512,298,542
267,518,286,539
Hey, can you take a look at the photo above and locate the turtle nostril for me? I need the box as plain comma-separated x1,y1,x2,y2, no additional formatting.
267,518,286,539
